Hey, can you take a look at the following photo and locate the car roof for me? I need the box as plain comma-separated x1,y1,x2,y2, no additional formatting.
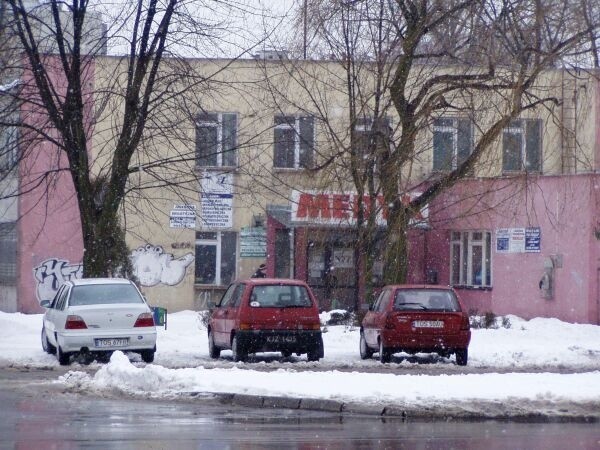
385,284,454,290
239,278,308,286
69,278,134,286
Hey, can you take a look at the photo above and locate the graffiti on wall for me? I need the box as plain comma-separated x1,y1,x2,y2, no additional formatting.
131,244,194,287
33,245,195,301
34,259,83,302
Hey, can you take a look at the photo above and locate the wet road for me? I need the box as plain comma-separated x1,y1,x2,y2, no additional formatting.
1,368,600,449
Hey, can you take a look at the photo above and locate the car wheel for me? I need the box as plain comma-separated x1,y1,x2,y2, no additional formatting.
41,327,56,355
307,337,324,362
359,331,373,360
57,345,71,366
455,348,468,366
208,331,221,359
141,349,155,363
231,335,247,362
379,339,391,363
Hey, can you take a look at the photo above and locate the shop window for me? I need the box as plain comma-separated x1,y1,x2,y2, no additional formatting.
433,117,472,171
273,115,314,169
502,119,541,173
195,231,237,285
196,112,237,167
450,231,492,288
0,222,16,284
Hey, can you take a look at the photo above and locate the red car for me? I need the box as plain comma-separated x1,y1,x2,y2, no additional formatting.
360,285,471,365
208,278,324,362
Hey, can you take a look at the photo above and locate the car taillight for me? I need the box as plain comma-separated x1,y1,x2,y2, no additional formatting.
65,315,87,330
134,313,155,327
239,323,251,330
309,323,321,330
384,315,396,330
460,314,470,330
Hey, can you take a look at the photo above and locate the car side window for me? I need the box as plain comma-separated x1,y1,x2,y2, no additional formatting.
50,286,64,309
55,287,68,311
218,284,237,307
230,284,245,308
371,291,384,311
376,290,391,312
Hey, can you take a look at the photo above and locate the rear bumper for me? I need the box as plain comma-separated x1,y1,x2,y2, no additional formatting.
381,330,471,353
236,330,323,354
57,328,157,353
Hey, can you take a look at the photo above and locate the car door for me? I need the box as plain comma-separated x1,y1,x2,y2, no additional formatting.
362,289,385,346
44,285,67,346
224,284,245,342
211,284,236,346
366,289,392,346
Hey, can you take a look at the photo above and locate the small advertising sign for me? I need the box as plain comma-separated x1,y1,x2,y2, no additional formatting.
496,227,541,253
200,173,233,229
240,227,267,257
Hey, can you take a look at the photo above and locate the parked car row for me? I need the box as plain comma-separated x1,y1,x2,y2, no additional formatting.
40,277,471,366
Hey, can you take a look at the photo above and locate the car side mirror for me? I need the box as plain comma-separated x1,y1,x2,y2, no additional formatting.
368,303,374,311
208,301,217,310
40,300,51,308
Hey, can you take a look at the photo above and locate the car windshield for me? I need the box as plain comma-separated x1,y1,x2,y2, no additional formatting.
249,285,313,308
69,284,144,306
393,289,460,311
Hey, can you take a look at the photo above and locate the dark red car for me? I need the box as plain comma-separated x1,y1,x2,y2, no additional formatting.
360,285,471,365
208,278,324,362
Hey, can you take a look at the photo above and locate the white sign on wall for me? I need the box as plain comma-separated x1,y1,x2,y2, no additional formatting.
200,173,233,229
169,204,196,228
496,227,540,253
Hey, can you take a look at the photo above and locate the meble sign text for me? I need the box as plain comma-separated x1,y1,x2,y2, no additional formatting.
290,190,427,226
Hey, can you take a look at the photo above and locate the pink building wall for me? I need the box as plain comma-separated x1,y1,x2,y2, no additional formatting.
16,57,90,313
425,175,600,324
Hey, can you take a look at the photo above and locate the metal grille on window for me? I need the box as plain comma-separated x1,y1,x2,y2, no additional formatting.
0,222,16,284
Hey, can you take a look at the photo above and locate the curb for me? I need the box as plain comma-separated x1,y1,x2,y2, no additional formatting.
187,392,600,423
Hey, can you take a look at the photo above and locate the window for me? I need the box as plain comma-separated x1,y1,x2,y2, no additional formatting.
0,124,18,171
0,222,16,284
433,117,472,171
354,116,392,167
274,115,314,169
450,231,492,287
195,231,237,285
196,112,237,167
502,119,541,172
69,284,144,306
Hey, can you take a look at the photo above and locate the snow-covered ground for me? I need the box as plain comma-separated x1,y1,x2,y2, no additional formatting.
1,310,600,417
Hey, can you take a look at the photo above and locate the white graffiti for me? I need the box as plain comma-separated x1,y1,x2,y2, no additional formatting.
131,244,194,287
34,258,83,302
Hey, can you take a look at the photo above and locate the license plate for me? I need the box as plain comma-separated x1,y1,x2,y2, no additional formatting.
266,335,297,344
94,338,129,348
413,320,444,328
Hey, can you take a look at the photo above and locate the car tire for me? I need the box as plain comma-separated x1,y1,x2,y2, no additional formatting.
379,339,391,363
231,335,247,362
141,349,155,363
307,337,324,362
455,348,468,366
41,327,56,355
359,331,373,360
208,331,221,359
57,345,71,366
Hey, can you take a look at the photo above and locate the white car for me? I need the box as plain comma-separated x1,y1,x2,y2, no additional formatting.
40,278,157,365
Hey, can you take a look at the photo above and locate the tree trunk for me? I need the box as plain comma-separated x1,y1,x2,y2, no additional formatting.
383,206,409,285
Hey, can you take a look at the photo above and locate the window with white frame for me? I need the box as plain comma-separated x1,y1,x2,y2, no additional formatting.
195,231,237,285
0,222,16,284
450,231,492,287
273,115,314,169
433,117,472,171
196,113,237,167
502,119,541,172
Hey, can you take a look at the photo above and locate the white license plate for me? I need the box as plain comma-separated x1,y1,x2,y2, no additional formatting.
413,320,444,328
266,335,297,343
94,338,129,348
